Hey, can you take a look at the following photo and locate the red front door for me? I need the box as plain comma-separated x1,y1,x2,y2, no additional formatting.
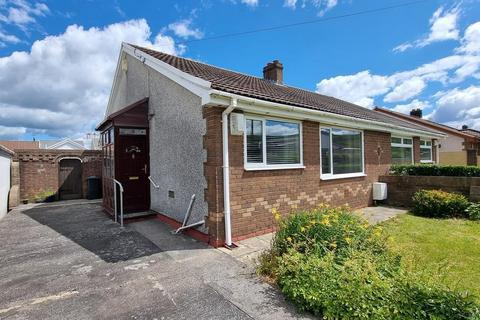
116,128,150,213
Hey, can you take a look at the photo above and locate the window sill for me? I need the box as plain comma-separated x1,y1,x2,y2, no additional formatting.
420,160,433,163
320,173,366,180
244,165,306,171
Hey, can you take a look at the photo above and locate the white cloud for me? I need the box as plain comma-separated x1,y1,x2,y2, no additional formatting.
0,29,19,43
457,21,480,55
316,71,391,108
283,0,297,9
0,19,181,139
391,99,431,114
430,85,480,128
241,0,258,6
384,77,426,103
0,125,25,139
168,19,203,39
393,6,460,52
314,0,338,16
0,0,49,27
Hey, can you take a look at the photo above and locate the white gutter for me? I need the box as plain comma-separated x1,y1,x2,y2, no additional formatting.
222,97,237,247
209,90,446,139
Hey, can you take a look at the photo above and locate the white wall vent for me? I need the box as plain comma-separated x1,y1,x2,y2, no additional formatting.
230,113,245,136
372,182,387,200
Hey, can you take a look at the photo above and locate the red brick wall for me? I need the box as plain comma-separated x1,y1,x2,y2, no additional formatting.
14,150,102,202
203,107,391,245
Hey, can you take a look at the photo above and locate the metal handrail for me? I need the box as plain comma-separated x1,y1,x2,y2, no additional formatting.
148,176,160,189
113,178,124,227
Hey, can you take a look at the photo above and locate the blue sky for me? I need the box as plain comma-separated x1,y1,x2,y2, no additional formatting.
0,0,479,140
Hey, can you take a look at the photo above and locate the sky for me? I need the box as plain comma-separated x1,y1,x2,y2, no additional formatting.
0,0,479,140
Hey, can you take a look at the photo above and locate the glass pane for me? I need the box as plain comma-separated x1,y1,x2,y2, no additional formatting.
426,141,432,146
266,120,300,165
246,119,263,163
321,129,331,174
391,137,401,144
403,138,412,145
392,147,412,164
421,147,432,161
332,129,362,174
420,140,426,146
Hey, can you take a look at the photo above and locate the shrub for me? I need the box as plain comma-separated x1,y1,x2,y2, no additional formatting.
390,164,480,177
412,189,470,218
259,206,480,319
466,203,480,221
276,249,479,320
270,205,390,261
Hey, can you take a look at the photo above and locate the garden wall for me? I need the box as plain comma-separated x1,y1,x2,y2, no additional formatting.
379,175,480,206
13,150,102,203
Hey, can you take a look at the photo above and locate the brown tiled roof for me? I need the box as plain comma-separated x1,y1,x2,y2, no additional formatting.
374,107,474,139
461,128,480,138
131,45,441,135
0,140,39,150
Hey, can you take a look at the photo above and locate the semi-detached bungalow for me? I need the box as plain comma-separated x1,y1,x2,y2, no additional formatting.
97,43,444,247
374,107,480,166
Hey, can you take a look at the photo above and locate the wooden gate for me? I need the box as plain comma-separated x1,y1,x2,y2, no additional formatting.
59,159,82,200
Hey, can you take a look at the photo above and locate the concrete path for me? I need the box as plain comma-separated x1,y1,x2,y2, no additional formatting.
354,206,407,224
0,201,310,320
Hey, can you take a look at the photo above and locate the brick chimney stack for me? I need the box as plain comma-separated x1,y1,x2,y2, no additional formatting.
263,60,283,84
410,108,422,118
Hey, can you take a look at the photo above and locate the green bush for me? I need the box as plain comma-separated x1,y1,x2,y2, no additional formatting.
412,190,470,218
259,206,480,319
466,203,480,221
277,250,479,320
390,164,480,177
271,205,389,261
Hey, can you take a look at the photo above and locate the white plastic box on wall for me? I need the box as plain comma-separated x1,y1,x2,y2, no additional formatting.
373,182,387,200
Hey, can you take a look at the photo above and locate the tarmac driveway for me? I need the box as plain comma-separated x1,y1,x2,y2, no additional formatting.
0,201,310,320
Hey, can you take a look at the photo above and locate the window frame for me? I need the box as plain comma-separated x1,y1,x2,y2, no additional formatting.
243,115,304,171
391,136,414,165
319,126,365,180
420,139,433,163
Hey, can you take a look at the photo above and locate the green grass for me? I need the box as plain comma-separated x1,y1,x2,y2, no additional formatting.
383,214,480,301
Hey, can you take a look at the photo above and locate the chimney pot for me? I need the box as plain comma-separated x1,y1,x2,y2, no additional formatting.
263,60,283,84
462,125,468,130
410,108,422,118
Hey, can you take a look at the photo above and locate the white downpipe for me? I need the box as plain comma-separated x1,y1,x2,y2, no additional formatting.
222,98,237,247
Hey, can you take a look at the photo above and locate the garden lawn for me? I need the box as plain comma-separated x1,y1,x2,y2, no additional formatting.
383,214,480,301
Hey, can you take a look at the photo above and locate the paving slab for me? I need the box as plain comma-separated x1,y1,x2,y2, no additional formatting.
354,206,407,224
0,202,311,320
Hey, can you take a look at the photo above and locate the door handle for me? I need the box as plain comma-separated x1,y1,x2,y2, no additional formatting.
141,164,147,174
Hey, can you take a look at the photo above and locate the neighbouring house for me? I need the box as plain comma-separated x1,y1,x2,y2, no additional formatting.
39,138,86,150
0,140,39,150
97,43,444,247
375,107,480,166
0,145,14,219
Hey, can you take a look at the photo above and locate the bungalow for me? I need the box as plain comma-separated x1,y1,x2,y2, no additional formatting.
374,107,480,166
97,43,444,247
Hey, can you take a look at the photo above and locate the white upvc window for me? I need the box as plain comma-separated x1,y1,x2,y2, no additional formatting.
391,136,413,165
320,127,365,180
244,115,304,170
420,139,433,163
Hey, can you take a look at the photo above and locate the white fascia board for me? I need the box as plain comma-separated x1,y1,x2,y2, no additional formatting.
209,91,446,139
122,43,212,105
105,44,124,117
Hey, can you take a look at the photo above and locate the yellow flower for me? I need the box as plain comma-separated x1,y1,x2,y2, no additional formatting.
287,236,292,242
345,237,352,244
300,226,305,232
321,218,330,226
329,242,337,249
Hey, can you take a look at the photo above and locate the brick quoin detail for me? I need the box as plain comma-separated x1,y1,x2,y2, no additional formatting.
14,150,102,201
203,106,392,246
